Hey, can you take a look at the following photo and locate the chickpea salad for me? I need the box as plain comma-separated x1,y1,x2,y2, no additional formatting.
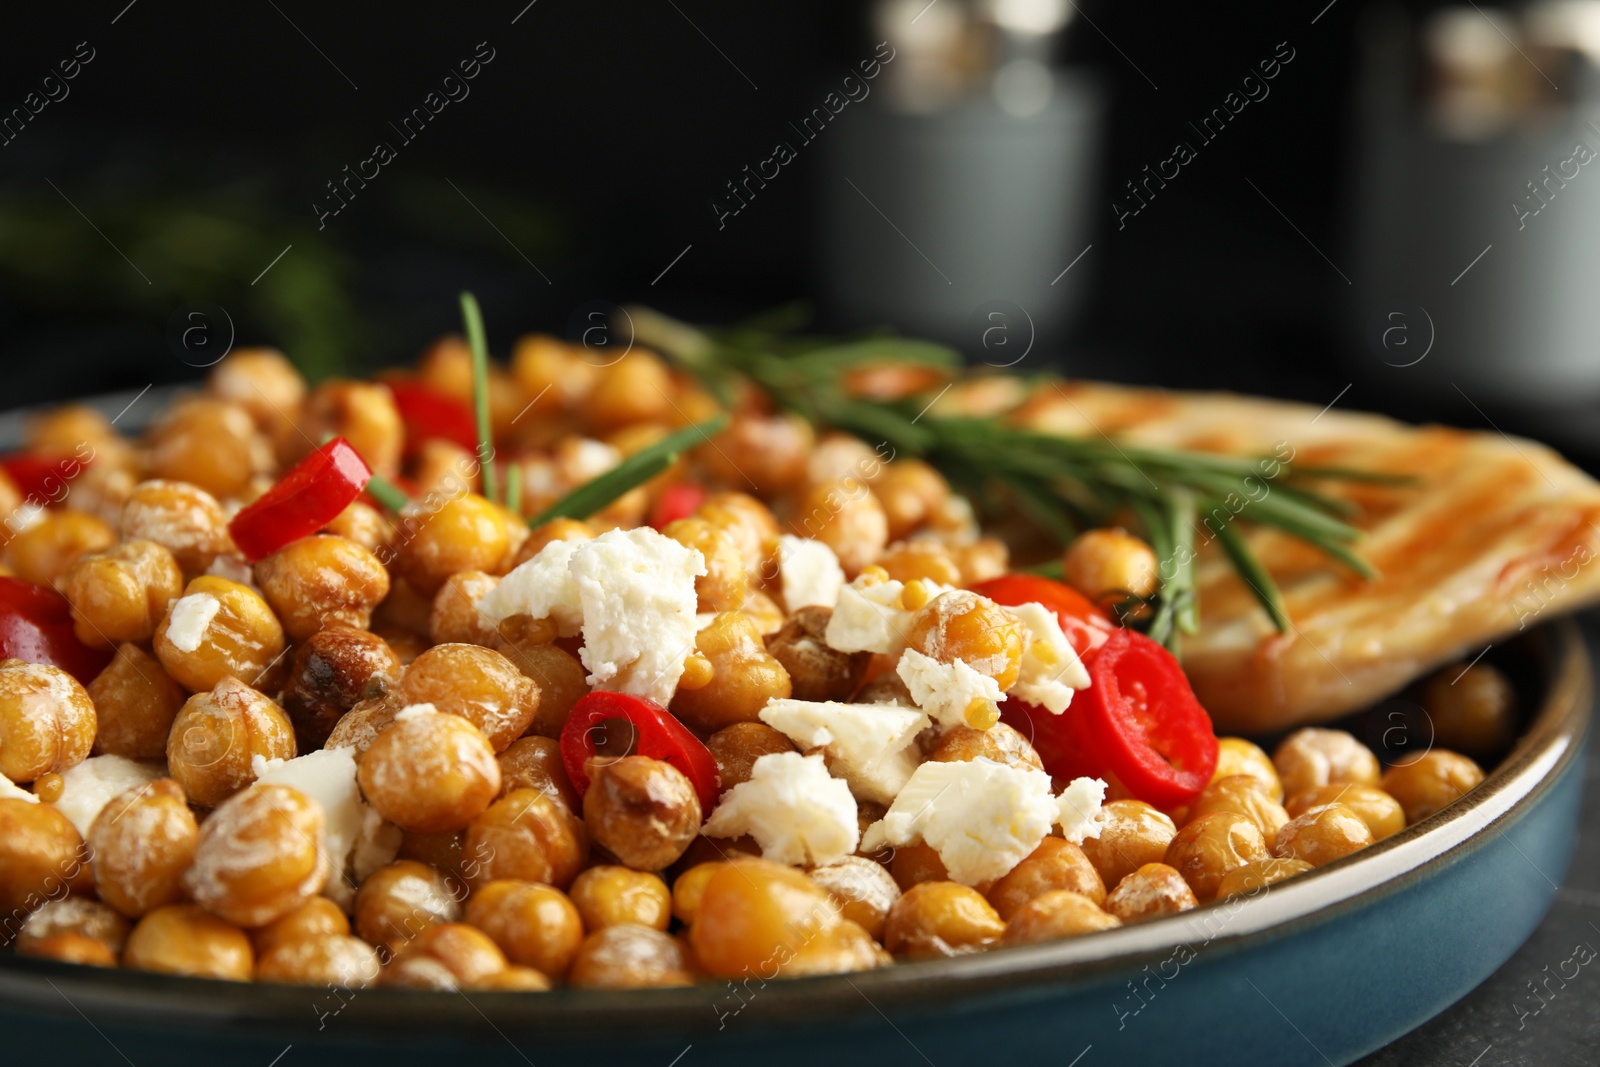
0,295,1509,992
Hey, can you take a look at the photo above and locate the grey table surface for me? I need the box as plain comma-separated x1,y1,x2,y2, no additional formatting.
1357,613,1600,1067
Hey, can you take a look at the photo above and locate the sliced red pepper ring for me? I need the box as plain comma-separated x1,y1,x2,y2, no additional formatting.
0,577,113,685
387,380,479,458
971,573,1118,659
560,690,721,813
0,451,94,505
648,483,708,530
227,437,373,562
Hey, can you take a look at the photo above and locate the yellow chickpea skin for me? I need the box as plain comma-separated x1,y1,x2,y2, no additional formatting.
400,643,538,752
698,491,780,574
1381,750,1485,825
1215,857,1316,900
294,379,403,478
1105,863,1199,923
700,412,813,494
1422,663,1518,757
62,540,184,647
0,659,96,783
147,399,272,500
570,866,673,931
252,896,350,956
583,350,674,433
119,479,234,575
465,879,585,979
322,500,394,558
1002,890,1122,944
809,855,903,941
886,881,1007,959
207,347,307,433
354,859,463,955
663,517,749,612
253,534,390,642
497,736,581,812
153,576,286,694
184,783,329,928
874,460,951,542
928,722,1043,771
87,779,199,918
124,904,254,980
1272,728,1381,800
690,859,883,978
1272,803,1375,866
1185,776,1291,840
1209,737,1284,801
17,898,130,960
464,788,587,890
323,693,402,758
707,723,797,790
878,539,963,587
358,708,501,833
582,756,700,873
393,493,522,595
987,838,1106,920
906,590,1028,691
764,607,868,704
281,625,402,750
428,570,501,646
569,924,695,990
0,799,93,914
7,511,117,587
498,639,589,739
1164,812,1270,901
1285,783,1406,841
166,676,296,808
258,935,383,988
16,931,118,967
382,922,509,989
1062,527,1159,603
671,612,792,734
791,478,889,577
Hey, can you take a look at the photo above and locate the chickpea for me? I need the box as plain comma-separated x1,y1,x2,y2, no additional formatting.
671,612,792,734
805,434,884,490
569,923,695,989
393,494,521,595
1209,737,1284,801
512,334,596,411
293,380,403,478
1272,728,1381,800
583,351,674,433
166,677,295,808
584,756,700,872
1186,776,1291,839
17,931,117,967
27,404,126,461
464,788,587,889
62,540,184,648
497,640,589,738
1002,890,1121,944
699,492,780,574
428,571,501,646
877,539,963,586
17,898,129,958
411,438,481,499
570,866,672,931
765,607,867,703
119,480,233,575
252,897,351,956
87,778,198,918
254,535,390,642
1215,857,1315,900
986,838,1106,920
147,399,271,500
740,589,786,637
0,659,96,783
663,517,748,613
1285,783,1406,841
471,964,554,991
1104,863,1198,924
884,881,1006,960
208,347,307,432
152,576,285,694
354,860,463,954
259,935,382,987
952,538,1009,585
396,828,466,885
1063,528,1158,603
690,858,880,978
7,511,117,587
699,412,812,493
184,783,328,928
791,479,888,577
874,461,951,542
889,840,959,891
670,861,728,925
707,723,796,789
383,922,507,989
401,643,538,752
281,626,402,750
374,578,434,637
497,736,580,813
928,722,1043,771
0,799,92,914
1422,663,1517,757
358,709,501,833
907,590,1028,689
124,904,254,980
809,855,902,941
1381,750,1485,825
1271,803,1374,866
512,517,594,570
324,693,403,758
464,880,584,978
322,500,394,557
1164,812,1269,901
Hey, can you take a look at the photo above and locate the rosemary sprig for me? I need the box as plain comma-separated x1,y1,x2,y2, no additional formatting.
531,415,729,526
459,291,499,506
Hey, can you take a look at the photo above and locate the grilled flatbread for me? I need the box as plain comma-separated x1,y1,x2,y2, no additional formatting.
1013,382,1600,733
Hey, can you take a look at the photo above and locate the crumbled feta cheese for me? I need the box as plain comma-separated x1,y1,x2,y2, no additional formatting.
476,538,585,635
1006,602,1090,713
1057,776,1107,844
825,576,953,655
165,592,221,653
777,535,846,613
702,752,859,867
204,553,258,588
394,702,439,722
253,749,400,906
759,699,930,805
860,757,1057,885
895,649,1004,731
52,756,165,837
0,770,38,804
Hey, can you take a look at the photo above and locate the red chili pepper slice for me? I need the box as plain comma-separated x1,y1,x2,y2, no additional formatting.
1004,629,1217,809
648,483,708,530
0,452,94,505
971,574,1118,659
0,577,112,685
387,380,478,458
560,690,721,813
228,437,373,562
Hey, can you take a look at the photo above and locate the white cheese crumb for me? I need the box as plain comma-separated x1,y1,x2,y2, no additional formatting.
1006,602,1090,713
0,770,38,804
759,698,930,805
702,752,859,867
52,756,165,837
253,749,400,906
476,538,585,635
394,702,440,722
860,757,1057,885
1057,776,1108,844
165,592,221,653
776,535,846,613
895,649,1004,731
824,575,954,655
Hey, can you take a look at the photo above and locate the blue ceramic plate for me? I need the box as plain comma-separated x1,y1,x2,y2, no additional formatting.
0,388,1589,1067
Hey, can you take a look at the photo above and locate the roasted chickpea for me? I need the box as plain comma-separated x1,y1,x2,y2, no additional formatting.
1076,799,1175,890
465,879,584,978
928,722,1043,771
184,784,328,927
0,659,96,783
497,736,580,812
583,351,674,432
464,788,587,889
690,858,880,978
324,692,403,757
805,434,884,490
383,922,507,989
1215,857,1315,900
1381,750,1485,825
1209,737,1284,801
809,855,902,941
147,399,271,500
354,860,463,954
254,535,390,641
401,643,538,752
698,412,812,494
884,881,1006,959
1186,776,1291,839
393,494,521,595
1104,863,1198,923
322,500,393,557
582,757,698,872
497,639,589,739
358,708,501,833
889,840,958,891
791,479,888,576
16,931,117,967
411,438,482,499
765,607,867,703
707,723,796,789
952,538,1009,585
295,379,403,478
7,511,116,588
17,898,129,959
119,480,233,575
986,838,1106,920
152,576,286,693
208,347,307,432
84,646,183,761
874,461,951,542
570,866,672,931
569,923,695,989
258,935,382,987
1002,890,1121,943
1285,783,1406,841
1063,528,1158,603
281,626,402,750
1422,663,1517,757
427,571,501,646
61,540,183,648
1272,728,1381,800
512,517,594,569
906,590,1027,690
166,677,295,808
27,404,126,461
124,904,253,980
1271,803,1374,866
1164,812,1269,901
252,897,350,956
0,798,92,913
87,778,198,918
877,539,963,586
671,612,791,734
512,334,596,411
663,517,748,613
699,492,780,574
